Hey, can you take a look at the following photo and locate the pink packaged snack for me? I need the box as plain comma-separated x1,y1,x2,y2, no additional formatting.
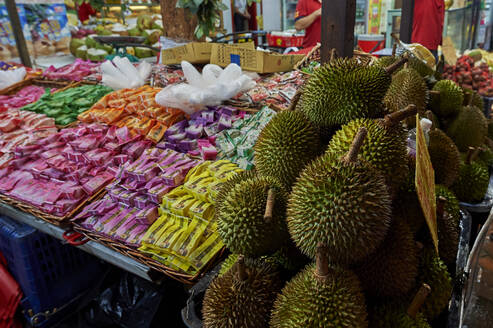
102,208,138,237
61,184,86,200
108,186,125,202
82,171,113,195
113,154,129,166
114,217,141,241
125,140,150,159
0,171,33,191
44,141,66,150
125,225,148,247
93,206,123,232
200,145,217,160
80,215,100,230
118,190,136,207
53,199,79,216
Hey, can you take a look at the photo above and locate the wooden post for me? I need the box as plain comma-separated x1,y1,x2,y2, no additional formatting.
5,0,32,67
320,0,356,63
160,0,199,40
400,0,415,43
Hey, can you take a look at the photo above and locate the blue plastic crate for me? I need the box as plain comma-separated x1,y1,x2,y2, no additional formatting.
0,215,105,327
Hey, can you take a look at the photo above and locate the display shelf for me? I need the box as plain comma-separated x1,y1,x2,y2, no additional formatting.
0,201,155,282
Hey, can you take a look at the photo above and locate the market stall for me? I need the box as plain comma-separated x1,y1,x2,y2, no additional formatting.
1,0,493,327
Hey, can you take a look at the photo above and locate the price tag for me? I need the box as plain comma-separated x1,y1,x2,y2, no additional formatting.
415,114,438,253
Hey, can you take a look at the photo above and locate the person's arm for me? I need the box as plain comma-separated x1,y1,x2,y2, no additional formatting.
294,8,321,31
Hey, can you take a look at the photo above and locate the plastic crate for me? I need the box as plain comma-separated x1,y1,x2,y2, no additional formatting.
0,215,105,327
267,33,304,48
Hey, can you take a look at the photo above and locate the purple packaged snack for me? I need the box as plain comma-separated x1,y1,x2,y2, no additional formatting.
82,172,113,195
190,110,203,120
185,124,203,139
177,139,197,152
155,141,168,150
102,207,138,237
125,225,148,247
162,168,185,186
109,186,125,202
94,198,118,215
44,141,66,150
218,115,232,131
147,184,174,203
93,206,122,232
125,140,150,159
134,194,152,209
113,154,129,166
188,150,200,157
119,190,137,207
114,218,141,241
220,106,237,116
104,142,121,152
80,215,100,230
14,144,41,157
204,123,219,137
144,176,165,190
135,206,158,224
201,110,215,123
167,132,186,144
164,120,188,138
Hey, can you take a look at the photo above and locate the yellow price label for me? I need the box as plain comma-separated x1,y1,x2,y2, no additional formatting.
415,114,438,253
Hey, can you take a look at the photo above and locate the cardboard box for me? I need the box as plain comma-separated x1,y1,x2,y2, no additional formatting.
161,42,213,65
210,43,304,73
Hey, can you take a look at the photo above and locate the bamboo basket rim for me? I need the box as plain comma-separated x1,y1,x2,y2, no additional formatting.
74,223,226,284
0,186,108,226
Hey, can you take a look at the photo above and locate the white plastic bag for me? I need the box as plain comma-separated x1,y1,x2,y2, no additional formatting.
155,61,256,114
101,58,152,90
0,68,26,90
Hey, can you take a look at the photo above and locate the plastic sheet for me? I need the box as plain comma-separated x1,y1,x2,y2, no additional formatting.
0,68,26,90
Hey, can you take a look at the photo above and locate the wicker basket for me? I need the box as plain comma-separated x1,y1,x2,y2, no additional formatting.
293,43,321,76
0,78,77,96
0,188,107,227
74,224,227,284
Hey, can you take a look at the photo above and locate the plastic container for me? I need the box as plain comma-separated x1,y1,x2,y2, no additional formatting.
0,215,106,327
267,33,304,48
357,34,385,53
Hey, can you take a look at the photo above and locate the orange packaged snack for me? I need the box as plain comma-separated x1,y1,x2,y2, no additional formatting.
103,108,127,124
133,117,155,136
147,122,167,143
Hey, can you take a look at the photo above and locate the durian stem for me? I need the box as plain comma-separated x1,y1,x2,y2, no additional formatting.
466,147,480,165
437,196,446,220
392,43,397,56
330,48,337,61
288,90,302,111
315,243,329,282
407,283,431,319
342,127,368,163
382,104,417,127
463,92,472,106
429,90,441,96
236,255,248,281
264,189,275,222
384,57,408,75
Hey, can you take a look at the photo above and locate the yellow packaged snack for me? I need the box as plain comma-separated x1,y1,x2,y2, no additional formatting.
172,218,199,255
155,216,187,249
161,186,188,209
141,212,172,244
184,162,212,182
170,194,196,217
185,175,215,202
215,167,243,182
188,200,214,221
189,232,224,271
207,179,224,203
179,220,209,257
207,160,237,175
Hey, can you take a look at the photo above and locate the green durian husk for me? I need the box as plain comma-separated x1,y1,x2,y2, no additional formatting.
428,129,460,187
287,153,392,264
368,302,431,328
451,160,489,203
354,220,418,299
270,264,368,328
326,117,409,195
202,257,282,328
431,80,464,118
301,58,390,130
254,110,322,190
435,185,461,224
216,172,288,257
446,105,487,152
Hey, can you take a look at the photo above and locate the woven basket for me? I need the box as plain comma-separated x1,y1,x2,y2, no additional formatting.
293,43,321,76
74,224,227,284
0,187,107,227
0,78,77,96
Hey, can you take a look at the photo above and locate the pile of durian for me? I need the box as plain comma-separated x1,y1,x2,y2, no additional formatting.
201,53,491,327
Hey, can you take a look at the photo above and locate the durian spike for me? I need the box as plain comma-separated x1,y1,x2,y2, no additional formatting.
342,127,368,163
392,43,397,56
264,188,275,222
485,137,493,150
384,57,408,75
466,147,480,165
236,255,248,281
407,283,431,319
288,90,302,111
437,196,447,220
330,48,337,61
382,104,417,127
315,242,329,283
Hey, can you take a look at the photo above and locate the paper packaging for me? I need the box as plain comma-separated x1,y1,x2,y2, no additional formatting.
161,42,213,65
210,43,304,73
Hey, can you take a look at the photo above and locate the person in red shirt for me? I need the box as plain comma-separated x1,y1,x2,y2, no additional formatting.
294,0,322,49
411,0,445,59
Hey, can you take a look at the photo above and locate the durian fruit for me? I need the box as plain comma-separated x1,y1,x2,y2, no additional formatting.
301,57,407,130
327,105,416,195
214,170,255,204
435,196,459,266
428,127,460,187
477,146,493,167
446,105,487,151
463,87,484,109
384,68,428,127
354,219,418,299
216,172,288,257
451,148,489,203
394,174,426,233
254,111,322,190
270,244,368,328
435,185,460,224
287,128,392,264
487,119,493,140
376,55,434,78
431,80,464,118
368,284,432,328
202,256,282,328
415,249,453,321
